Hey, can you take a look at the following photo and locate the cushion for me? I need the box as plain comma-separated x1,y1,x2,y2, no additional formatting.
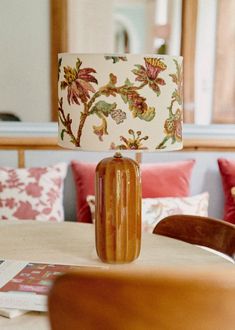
141,160,195,197
71,159,195,222
86,192,209,232
218,158,235,223
0,163,67,221
71,161,96,223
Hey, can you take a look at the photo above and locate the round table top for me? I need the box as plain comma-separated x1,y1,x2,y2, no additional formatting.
0,220,232,267
0,220,233,329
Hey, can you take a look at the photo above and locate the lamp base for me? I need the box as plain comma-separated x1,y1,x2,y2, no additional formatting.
95,152,141,263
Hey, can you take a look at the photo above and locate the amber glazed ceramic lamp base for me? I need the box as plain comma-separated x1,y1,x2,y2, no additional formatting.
95,152,141,263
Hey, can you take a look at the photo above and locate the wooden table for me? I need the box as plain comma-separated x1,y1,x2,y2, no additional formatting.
0,221,233,329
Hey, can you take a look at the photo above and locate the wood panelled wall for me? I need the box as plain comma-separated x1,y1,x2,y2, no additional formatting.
212,0,235,123
181,0,198,124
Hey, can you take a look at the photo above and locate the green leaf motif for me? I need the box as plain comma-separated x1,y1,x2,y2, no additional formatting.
90,101,117,117
121,94,128,104
156,136,169,149
60,129,66,140
104,56,127,63
173,59,180,75
76,58,82,71
134,64,144,70
124,78,134,87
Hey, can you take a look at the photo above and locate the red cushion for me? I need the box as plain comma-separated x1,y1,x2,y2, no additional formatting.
71,161,96,223
141,160,195,197
218,158,235,224
71,159,195,222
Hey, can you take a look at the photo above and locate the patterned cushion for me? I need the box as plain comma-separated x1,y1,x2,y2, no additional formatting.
0,163,67,221
141,192,209,232
86,192,209,232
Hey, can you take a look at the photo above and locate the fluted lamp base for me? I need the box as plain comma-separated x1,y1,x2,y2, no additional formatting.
95,152,141,263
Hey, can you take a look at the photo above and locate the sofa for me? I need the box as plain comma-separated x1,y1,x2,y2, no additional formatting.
1,142,235,224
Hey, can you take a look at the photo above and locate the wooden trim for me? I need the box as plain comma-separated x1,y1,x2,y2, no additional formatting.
18,150,25,168
50,0,68,122
212,0,235,124
0,137,59,150
183,139,235,151
181,0,198,123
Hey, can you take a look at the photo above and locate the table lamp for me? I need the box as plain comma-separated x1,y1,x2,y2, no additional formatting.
58,53,183,264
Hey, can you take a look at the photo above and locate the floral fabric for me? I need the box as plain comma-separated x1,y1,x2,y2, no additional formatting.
0,163,67,221
141,193,209,232
58,54,183,152
86,192,209,233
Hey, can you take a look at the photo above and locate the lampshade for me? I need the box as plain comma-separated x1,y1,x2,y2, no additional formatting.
58,54,183,152
58,53,183,264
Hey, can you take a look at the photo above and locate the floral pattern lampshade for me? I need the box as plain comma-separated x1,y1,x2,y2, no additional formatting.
58,54,183,152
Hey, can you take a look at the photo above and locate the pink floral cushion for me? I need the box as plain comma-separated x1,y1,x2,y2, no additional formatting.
0,163,67,221
141,192,209,232
86,192,209,232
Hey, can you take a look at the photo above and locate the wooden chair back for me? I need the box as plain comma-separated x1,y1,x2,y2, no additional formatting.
48,267,235,330
153,214,235,260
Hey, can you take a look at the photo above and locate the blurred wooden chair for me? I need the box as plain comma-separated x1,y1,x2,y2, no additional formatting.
153,214,235,260
48,267,235,330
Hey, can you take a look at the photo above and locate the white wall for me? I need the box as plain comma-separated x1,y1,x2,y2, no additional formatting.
68,0,114,53
0,0,51,122
195,0,218,125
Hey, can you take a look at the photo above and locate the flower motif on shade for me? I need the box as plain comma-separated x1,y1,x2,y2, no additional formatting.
92,117,108,142
169,59,183,105
60,58,97,105
110,109,126,124
132,57,167,95
157,109,182,149
156,59,183,150
164,109,182,141
110,129,149,150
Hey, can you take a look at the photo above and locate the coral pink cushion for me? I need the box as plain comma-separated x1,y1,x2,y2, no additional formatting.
71,161,96,223
0,163,67,221
218,158,235,224
141,160,195,197
71,159,195,222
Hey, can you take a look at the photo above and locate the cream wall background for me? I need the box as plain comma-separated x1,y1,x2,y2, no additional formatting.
67,0,114,53
0,0,51,122
0,0,114,122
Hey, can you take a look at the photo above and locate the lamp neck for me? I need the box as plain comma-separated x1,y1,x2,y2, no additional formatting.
114,152,123,159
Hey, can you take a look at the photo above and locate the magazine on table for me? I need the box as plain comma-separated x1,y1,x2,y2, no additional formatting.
0,259,106,317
